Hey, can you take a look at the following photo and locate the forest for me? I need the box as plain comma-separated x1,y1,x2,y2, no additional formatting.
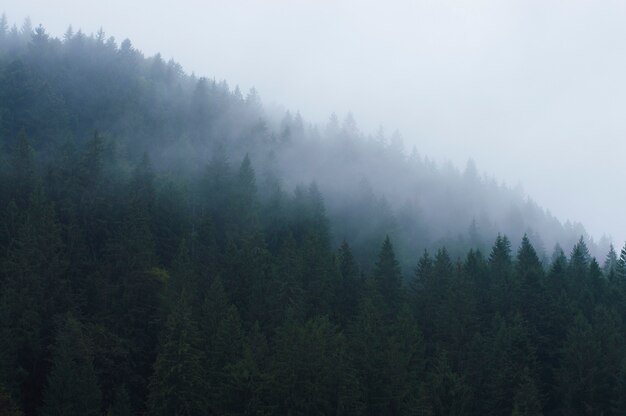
1,15,626,416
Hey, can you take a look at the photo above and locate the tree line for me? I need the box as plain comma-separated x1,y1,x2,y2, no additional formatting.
1,15,624,415
1,130,626,415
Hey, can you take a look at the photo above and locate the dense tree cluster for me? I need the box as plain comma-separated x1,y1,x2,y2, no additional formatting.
1,16,625,416
0,16,602,272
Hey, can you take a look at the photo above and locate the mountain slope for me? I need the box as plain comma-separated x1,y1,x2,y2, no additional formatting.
0,20,601,270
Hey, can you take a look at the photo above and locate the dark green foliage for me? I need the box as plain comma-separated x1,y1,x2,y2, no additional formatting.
270,316,359,415
419,352,469,416
1,18,626,416
374,236,403,311
511,367,543,416
147,291,207,416
41,314,101,416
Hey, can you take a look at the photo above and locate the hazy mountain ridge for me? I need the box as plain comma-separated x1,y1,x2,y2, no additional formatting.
0,17,603,268
4,15,626,416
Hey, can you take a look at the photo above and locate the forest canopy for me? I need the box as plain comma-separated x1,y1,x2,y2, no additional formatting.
0,16,624,416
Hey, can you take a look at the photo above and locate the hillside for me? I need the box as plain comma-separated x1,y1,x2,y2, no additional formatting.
0,18,602,271
1,18,625,416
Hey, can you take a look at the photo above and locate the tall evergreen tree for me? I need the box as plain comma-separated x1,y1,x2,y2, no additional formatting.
41,314,101,416
147,291,208,416
374,236,403,311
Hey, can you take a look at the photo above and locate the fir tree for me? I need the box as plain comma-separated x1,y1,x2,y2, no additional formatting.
374,236,403,311
147,291,208,416
41,314,101,416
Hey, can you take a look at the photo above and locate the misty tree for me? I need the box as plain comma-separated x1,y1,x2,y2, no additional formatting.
0,15,624,416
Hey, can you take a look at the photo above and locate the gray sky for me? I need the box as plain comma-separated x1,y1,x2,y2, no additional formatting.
5,0,626,246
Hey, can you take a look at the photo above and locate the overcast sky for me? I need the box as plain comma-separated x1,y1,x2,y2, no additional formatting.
4,0,626,246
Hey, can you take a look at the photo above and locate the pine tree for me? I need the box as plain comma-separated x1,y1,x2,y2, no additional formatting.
617,243,626,279
0,185,66,411
511,367,543,416
374,236,403,311
270,316,358,415
604,244,619,279
411,249,433,294
200,277,245,413
41,314,101,416
485,314,538,415
515,236,545,328
10,130,37,209
489,235,514,315
147,291,208,416
558,312,604,415
419,352,469,416
334,241,361,326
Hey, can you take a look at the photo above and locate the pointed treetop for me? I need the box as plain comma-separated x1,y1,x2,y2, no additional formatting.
374,236,403,304
489,234,512,266
0,13,8,37
20,17,32,38
415,249,433,281
338,240,358,281
434,247,453,277
237,153,256,190
516,234,541,272
603,244,618,277
616,243,626,279
570,236,590,268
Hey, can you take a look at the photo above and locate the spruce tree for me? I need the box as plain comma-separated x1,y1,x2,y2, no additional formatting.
147,291,207,416
41,314,101,416
374,236,403,311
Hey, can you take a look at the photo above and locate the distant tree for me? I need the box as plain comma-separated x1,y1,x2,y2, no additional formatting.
373,236,403,311
20,18,32,41
63,25,74,42
41,314,101,416
489,235,514,315
271,316,359,415
511,367,543,416
419,352,469,416
333,240,361,325
617,243,626,279
604,244,619,278
147,291,208,416
411,250,433,294
0,13,8,40
200,277,245,412
557,312,609,415
10,130,37,209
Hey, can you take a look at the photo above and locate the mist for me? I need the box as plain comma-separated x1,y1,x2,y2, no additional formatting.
4,3,626,415
4,0,626,246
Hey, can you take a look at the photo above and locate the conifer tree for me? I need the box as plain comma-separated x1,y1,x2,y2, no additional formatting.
334,240,360,325
511,367,543,416
147,291,208,416
41,314,101,416
0,14,8,40
200,277,245,412
11,130,37,209
604,244,619,279
489,235,514,315
271,316,358,415
419,352,469,416
374,236,403,311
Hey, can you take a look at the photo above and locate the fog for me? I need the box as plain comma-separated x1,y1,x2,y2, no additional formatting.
4,0,626,245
